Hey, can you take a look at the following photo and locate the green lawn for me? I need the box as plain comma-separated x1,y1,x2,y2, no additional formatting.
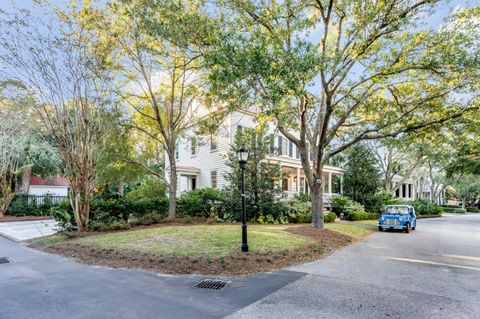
74,225,312,257
326,221,377,239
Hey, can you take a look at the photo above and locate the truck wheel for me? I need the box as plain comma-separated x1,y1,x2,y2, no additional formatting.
405,223,410,233
378,226,383,232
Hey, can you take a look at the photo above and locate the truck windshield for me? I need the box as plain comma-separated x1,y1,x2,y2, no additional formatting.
384,206,409,215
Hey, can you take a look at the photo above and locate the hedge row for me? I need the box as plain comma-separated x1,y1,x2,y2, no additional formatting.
344,211,379,221
442,207,466,214
52,198,169,231
466,207,480,213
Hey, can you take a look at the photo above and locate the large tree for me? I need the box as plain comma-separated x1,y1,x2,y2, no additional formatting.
343,144,381,211
206,1,479,228
0,82,58,216
223,125,284,219
78,0,216,219
0,8,115,230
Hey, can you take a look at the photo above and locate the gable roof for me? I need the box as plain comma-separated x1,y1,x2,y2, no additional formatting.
30,176,68,187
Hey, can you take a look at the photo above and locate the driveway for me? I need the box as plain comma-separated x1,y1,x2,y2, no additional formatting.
0,219,57,241
1,215,480,318
227,214,480,318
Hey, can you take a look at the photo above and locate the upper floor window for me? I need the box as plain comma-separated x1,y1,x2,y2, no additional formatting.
191,137,197,156
210,133,218,151
269,134,275,154
288,141,293,157
211,170,218,189
277,136,283,155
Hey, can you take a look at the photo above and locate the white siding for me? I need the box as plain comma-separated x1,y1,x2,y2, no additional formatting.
167,110,345,196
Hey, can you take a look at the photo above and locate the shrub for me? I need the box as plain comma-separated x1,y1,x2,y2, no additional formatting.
257,214,288,224
288,212,312,223
50,200,76,231
324,212,336,223
442,207,466,214
176,188,223,218
87,220,130,231
366,192,399,214
125,179,167,201
407,199,443,216
345,211,379,221
51,197,169,231
466,207,480,213
331,195,352,215
7,194,56,216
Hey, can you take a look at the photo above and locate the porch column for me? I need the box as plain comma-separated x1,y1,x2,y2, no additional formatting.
296,167,301,193
328,172,332,195
340,175,344,195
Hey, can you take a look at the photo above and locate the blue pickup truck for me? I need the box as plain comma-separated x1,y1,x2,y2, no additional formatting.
378,205,417,233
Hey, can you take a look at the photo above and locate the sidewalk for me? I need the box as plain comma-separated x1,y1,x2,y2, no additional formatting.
0,219,57,242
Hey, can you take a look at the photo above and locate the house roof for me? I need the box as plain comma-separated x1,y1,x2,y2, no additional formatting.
30,176,68,187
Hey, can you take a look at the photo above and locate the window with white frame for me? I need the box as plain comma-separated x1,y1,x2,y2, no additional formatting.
211,170,217,189
210,133,218,151
190,137,197,156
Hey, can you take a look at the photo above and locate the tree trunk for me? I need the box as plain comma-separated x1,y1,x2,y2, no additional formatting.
20,165,32,194
0,192,14,218
311,181,324,229
117,179,125,197
167,149,177,220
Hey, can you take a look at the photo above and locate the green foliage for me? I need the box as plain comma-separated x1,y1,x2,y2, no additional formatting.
331,195,366,216
453,175,480,207
51,198,169,231
343,145,381,212
441,207,466,214
324,213,337,223
50,200,75,231
466,207,480,213
126,179,167,201
366,192,400,215
6,194,56,217
223,125,284,219
176,188,223,218
257,214,288,225
408,199,444,216
345,212,379,221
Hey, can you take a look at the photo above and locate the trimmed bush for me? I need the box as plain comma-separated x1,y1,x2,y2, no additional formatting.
51,197,169,231
176,188,223,218
324,212,336,223
405,199,443,216
345,211,379,221
125,179,167,201
442,207,466,214
7,194,56,216
466,207,480,213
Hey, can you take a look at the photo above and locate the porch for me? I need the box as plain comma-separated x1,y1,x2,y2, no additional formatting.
281,165,344,208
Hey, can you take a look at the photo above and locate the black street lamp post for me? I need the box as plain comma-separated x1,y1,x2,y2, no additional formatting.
237,145,250,252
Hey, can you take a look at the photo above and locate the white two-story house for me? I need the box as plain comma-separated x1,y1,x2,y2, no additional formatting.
165,109,345,207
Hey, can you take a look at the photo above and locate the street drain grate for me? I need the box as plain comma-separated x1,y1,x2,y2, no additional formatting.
194,279,228,290
0,257,10,264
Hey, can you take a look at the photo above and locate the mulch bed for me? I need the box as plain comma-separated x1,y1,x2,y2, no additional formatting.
0,216,53,223
30,225,356,276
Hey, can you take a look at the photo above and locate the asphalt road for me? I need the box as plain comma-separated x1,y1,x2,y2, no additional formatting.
1,214,479,319
227,214,480,318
